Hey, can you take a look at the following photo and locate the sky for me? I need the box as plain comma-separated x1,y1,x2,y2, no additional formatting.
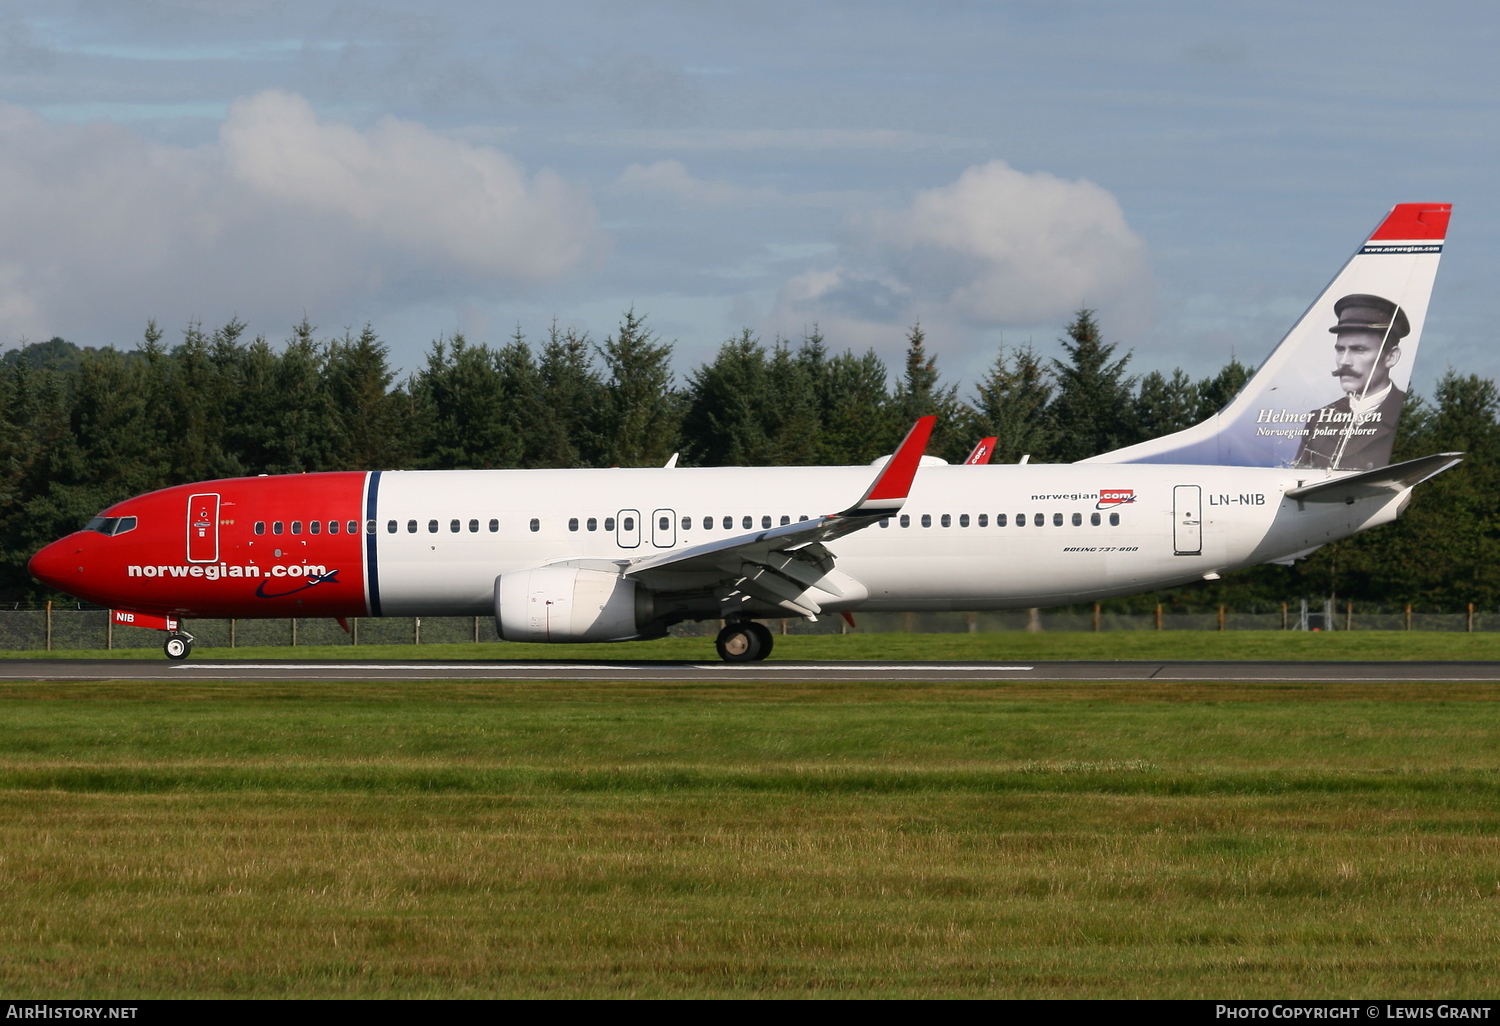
0,1,1496,394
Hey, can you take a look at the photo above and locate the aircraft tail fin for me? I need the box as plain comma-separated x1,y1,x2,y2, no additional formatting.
1085,203,1451,471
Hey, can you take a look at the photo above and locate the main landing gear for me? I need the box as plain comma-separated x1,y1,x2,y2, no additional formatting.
163,632,194,661
715,620,773,663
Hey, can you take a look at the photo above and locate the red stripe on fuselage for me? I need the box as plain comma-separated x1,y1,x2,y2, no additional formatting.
33,472,370,619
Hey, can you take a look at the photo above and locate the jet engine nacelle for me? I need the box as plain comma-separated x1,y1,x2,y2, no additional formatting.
495,566,652,643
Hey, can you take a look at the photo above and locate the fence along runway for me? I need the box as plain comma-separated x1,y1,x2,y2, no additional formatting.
6,659,1500,682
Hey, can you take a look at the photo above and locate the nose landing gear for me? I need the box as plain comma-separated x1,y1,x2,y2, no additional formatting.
163,632,194,661
715,620,773,662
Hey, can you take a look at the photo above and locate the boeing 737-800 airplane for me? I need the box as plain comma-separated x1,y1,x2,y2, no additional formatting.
27,203,1458,661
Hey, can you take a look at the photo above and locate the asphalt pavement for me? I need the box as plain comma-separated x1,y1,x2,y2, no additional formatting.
4,659,1500,682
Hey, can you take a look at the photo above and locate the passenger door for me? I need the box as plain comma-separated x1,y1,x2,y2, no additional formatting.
1173,485,1202,556
616,509,641,548
651,508,676,548
187,492,220,563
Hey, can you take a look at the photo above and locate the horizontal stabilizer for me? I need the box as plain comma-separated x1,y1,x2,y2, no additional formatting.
1284,452,1462,504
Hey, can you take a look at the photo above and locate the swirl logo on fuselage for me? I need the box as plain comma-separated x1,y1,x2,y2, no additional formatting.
255,568,340,599
1096,489,1137,510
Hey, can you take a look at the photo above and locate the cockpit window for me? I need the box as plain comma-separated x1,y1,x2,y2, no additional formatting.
85,515,137,537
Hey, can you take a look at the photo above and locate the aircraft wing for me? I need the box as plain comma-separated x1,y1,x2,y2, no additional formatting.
622,416,935,616
1284,452,1462,504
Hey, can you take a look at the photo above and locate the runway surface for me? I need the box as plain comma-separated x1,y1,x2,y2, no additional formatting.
5,659,1500,682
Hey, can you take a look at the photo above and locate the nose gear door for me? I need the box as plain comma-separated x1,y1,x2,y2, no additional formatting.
187,493,220,563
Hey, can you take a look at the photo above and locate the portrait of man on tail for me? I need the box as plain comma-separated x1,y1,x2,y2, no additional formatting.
1293,293,1408,470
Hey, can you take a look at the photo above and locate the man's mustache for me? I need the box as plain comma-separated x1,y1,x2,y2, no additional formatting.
1333,368,1365,379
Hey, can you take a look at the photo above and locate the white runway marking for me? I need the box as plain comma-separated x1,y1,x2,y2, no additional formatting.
695,664,1035,671
170,663,1036,672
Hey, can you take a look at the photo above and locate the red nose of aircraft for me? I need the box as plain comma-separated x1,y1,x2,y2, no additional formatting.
28,535,84,594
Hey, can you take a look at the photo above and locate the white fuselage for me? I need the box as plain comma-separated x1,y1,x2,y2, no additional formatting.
368,463,1398,616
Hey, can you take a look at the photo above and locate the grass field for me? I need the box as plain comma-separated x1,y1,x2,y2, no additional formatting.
4,628,1500,662
3,676,1500,997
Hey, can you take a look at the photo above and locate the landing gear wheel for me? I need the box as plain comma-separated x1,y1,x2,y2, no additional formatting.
716,621,770,663
747,621,773,660
163,633,192,661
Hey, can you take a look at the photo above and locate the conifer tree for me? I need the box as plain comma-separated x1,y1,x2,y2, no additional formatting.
1047,309,1136,462
970,343,1054,463
533,321,604,468
889,323,963,459
325,325,411,470
1134,368,1201,441
597,308,679,467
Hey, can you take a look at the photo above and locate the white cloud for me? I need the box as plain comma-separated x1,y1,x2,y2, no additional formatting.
560,128,984,152
771,160,1155,359
0,91,602,346
615,159,780,207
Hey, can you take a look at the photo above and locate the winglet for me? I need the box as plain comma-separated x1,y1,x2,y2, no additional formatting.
844,416,936,516
964,437,997,465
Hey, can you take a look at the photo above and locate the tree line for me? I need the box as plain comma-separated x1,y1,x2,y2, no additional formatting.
3,309,1498,611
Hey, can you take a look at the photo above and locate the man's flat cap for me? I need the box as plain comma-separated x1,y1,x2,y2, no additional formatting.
1330,293,1410,339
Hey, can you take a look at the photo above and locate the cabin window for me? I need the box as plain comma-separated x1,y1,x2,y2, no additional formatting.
1072,512,1082,527
605,517,616,531
899,514,910,528
489,519,499,532
348,521,359,535
386,520,396,533
799,515,809,522
682,516,691,530
622,516,634,532
959,514,969,527
255,522,265,535
1053,513,1063,527
1109,512,1120,526
309,520,321,535
427,520,438,533
723,516,732,530
780,515,790,526
587,518,598,532
921,514,932,528
659,515,670,531
703,516,713,530
407,520,417,534
1014,514,1024,528
444,519,455,533
762,515,772,529
291,521,302,535
941,514,951,527
740,516,750,530
995,514,1006,527
273,521,284,535
978,514,988,527
1091,512,1101,526
469,519,479,533
530,518,540,532
880,517,890,528
327,521,339,534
